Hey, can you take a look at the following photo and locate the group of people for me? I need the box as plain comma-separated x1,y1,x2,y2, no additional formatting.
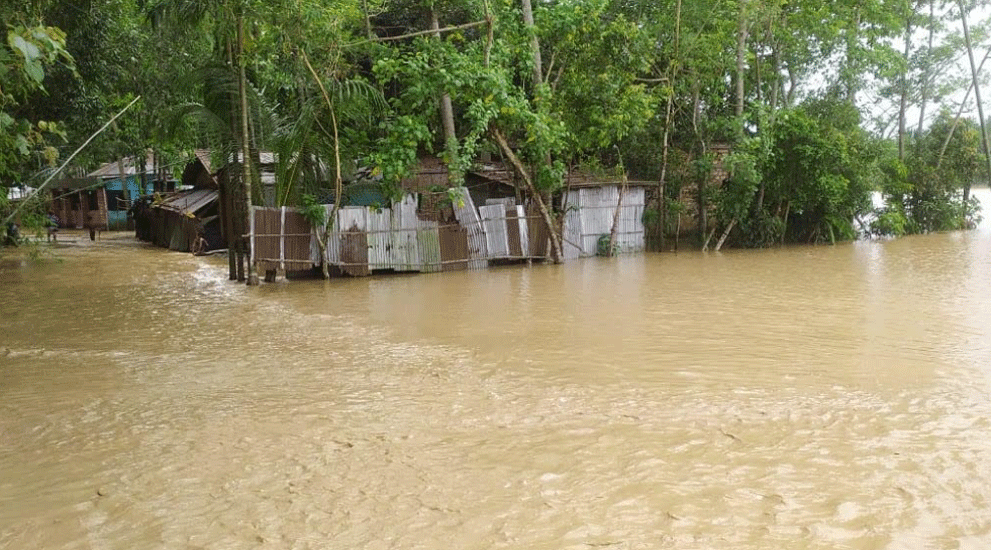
3,212,61,246
2,211,107,246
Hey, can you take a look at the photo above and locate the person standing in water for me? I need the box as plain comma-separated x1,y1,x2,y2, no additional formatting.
46,212,59,242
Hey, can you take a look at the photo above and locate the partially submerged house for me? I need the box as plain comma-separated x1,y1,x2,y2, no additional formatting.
561,170,653,259
50,154,174,230
394,155,519,220
134,150,222,252
246,155,651,281
49,177,110,231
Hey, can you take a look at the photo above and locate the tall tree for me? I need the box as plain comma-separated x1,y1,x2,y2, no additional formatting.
958,0,991,198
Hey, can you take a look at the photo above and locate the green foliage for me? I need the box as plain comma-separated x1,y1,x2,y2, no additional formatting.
1,23,74,183
537,0,657,152
596,234,618,256
870,207,909,237
757,99,874,244
737,210,786,247
715,148,761,222
299,193,327,227
872,109,985,235
368,115,432,191
3,0,987,252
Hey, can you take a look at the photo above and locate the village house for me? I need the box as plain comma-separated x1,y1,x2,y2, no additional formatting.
133,150,222,253
50,154,175,231
244,154,651,281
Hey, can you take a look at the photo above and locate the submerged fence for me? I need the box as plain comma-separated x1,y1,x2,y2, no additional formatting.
249,185,645,279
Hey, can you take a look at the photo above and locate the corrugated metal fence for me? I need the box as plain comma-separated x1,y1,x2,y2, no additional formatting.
250,186,645,279
564,185,646,257
249,206,314,273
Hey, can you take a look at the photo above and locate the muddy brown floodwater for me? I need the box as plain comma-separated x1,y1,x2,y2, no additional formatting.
3,193,991,550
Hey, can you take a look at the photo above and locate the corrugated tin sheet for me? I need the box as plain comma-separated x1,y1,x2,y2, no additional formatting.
567,184,646,257
6,186,36,201
336,207,369,276
227,151,278,165
526,203,550,259
582,187,609,255
310,205,334,266
87,154,156,178
452,187,487,269
366,208,392,270
194,149,215,174
479,204,510,258
334,207,365,265
340,229,369,276
439,224,469,271
156,189,218,215
251,187,642,281
417,218,442,273
52,177,100,190
391,195,421,271
506,205,529,258
617,187,646,253
562,201,583,260
251,206,313,272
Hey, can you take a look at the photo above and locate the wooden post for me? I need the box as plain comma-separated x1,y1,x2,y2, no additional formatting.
280,206,287,272
249,205,262,284
236,246,245,281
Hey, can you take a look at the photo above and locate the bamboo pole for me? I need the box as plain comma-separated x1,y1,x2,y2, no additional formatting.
3,96,141,227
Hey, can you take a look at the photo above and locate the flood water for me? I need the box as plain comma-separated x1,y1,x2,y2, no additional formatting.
3,193,991,550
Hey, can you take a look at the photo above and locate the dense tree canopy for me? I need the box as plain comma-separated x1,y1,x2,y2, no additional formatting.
4,0,991,245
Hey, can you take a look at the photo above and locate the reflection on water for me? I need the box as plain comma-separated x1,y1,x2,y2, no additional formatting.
3,194,991,549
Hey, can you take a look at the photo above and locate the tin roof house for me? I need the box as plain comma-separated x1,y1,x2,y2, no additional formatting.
133,150,223,253
50,154,175,230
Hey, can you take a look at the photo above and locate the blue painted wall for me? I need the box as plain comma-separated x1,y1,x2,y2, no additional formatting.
104,176,154,229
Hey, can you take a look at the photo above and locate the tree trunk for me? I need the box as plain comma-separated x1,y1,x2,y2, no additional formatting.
483,2,494,67
845,5,862,104
300,50,341,280
117,158,128,218
237,14,257,286
492,129,562,262
780,201,790,244
693,85,707,247
521,0,543,90
607,173,627,256
960,0,991,201
786,65,797,107
658,92,674,251
225,39,239,280
431,7,459,178
769,43,781,117
918,0,935,133
936,46,991,169
362,0,373,40
898,17,911,161
715,218,737,251
656,0,681,252
735,0,749,118
698,161,707,248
